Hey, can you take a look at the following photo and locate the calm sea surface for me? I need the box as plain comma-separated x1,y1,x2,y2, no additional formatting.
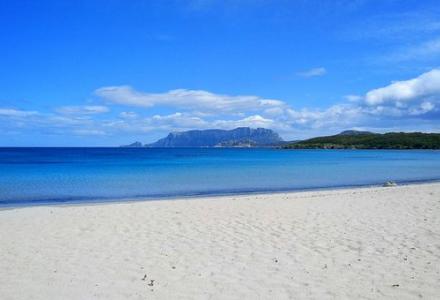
1,148,439,206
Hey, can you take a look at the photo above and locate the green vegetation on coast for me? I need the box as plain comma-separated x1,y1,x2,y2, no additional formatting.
283,132,440,149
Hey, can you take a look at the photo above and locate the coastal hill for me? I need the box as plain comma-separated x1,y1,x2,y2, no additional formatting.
122,127,283,147
283,131,440,149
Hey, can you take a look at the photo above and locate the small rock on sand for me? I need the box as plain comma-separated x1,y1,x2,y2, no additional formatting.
383,181,397,187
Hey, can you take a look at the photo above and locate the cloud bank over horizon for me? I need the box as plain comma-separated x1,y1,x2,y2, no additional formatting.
1,69,439,145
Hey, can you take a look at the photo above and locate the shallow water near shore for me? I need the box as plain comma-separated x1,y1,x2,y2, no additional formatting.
1,147,440,206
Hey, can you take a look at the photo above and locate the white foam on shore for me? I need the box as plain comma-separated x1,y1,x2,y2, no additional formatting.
1,183,440,299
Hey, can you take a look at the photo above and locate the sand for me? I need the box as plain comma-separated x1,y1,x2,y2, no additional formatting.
1,183,440,299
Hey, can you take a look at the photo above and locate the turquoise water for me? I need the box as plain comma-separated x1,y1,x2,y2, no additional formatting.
0,148,439,206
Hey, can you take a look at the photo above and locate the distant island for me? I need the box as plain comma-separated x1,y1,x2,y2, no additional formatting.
122,127,283,148
122,128,440,149
283,131,440,149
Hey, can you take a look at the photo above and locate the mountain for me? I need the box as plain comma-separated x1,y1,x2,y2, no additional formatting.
147,127,283,147
283,132,440,149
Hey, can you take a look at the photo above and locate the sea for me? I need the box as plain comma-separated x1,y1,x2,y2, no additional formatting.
1,147,439,207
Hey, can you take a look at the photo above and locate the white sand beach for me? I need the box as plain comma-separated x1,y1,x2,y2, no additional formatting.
1,183,440,299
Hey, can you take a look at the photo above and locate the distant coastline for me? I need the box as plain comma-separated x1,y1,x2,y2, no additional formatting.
122,127,440,150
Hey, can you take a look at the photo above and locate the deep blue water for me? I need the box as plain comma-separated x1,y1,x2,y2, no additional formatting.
1,147,439,206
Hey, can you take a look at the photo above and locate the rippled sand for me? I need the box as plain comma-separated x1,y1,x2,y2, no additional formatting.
1,183,440,299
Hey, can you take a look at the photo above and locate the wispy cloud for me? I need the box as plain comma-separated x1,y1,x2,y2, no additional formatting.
343,12,440,41
56,105,110,115
119,111,138,119
386,38,440,62
72,129,107,136
344,95,363,102
297,67,327,78
0,108,39,117
95,86,285,113
339,9,440,67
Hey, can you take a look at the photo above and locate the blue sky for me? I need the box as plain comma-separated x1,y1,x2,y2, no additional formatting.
1,0,439,146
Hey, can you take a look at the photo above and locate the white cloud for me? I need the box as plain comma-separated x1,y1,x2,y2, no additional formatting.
297,67,327,78
95,86,286,113
263,106,284,117
0,108,38,117
389,38,440,62
103,113,282,135
72,129,107,136
56,105,109,115
286,104,363,128
119,111,138,119
408,101,436,116
343,12,440,41
2,69,440,141
74,70,440,137
47,115,94,126
365,69,440,105
344,95,363,102
151,112,208,128
212,115,276,130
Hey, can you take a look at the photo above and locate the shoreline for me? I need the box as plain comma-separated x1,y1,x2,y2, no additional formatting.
2,177,440,210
